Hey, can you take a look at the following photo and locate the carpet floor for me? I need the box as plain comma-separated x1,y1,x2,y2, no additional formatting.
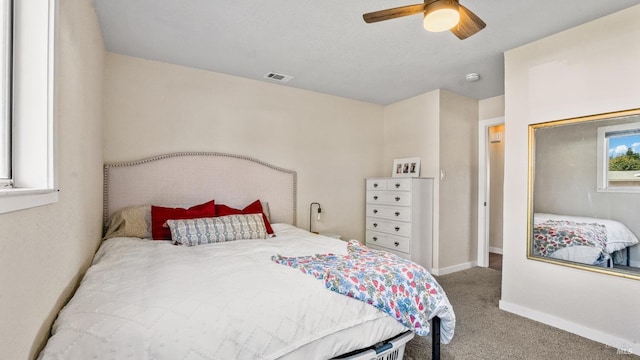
403,267,637,360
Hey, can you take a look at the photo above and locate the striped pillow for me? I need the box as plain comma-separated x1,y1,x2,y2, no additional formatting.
167,214,268,246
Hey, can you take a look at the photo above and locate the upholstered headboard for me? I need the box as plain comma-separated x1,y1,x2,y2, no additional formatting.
103,152,297,226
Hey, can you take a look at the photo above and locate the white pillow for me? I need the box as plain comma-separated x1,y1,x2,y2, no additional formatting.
167,214,267,246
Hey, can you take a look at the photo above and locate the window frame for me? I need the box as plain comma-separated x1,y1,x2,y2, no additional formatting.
596,121,640,193
0,0,11,186
0,0,57,214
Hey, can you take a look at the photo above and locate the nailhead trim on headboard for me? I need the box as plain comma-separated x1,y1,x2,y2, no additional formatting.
103,152,297,227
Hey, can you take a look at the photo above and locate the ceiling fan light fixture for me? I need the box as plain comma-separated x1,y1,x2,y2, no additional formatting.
423,0,460,32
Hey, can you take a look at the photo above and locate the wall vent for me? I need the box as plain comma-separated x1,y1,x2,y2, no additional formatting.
264,72,293,83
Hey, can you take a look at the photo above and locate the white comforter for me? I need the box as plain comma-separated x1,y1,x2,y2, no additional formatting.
40,224,449,360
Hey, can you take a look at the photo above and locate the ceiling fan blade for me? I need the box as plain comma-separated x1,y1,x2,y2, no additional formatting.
450,4,486,40
363,4,425,24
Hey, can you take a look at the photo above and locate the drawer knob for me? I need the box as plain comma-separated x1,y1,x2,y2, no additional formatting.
373,196,379,200
373,223,378,227
395,183,400,188
373,183,379,188
373,237,378,241
394,241,400,247
394,211,400,216
395,196,400,201
373,209,378,214
394,226,400,231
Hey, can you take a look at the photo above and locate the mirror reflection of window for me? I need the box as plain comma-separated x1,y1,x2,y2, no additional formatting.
607,133,640,187
597,121,640,192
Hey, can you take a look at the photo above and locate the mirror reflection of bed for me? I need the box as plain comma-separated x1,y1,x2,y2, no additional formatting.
529,110,640,277
532,213,639,271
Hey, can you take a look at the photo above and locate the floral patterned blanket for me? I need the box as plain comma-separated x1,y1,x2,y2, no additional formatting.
272,240,455,339
533,220,608,259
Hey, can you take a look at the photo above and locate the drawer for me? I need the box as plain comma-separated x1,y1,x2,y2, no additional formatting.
366,179,387,191
366,178,412,191
366,218,411,237
366,230,410,253
366,204,411,222
366,243,410,260
385,178,411,191
365,191,411,206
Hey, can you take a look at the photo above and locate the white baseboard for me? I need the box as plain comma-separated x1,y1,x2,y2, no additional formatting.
432,261,477,276
489,247,503,255
499,300,639,356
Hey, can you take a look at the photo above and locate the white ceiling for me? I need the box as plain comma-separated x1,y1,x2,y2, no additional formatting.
93,0,640,105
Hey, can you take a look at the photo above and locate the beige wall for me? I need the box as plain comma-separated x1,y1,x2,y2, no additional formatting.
0,1,105,359
383,90,479,273
383,90,441,269
479,95,505,121
102,54,482,272
502,4,640,353
103,53,385,240
383,90,440,176
438,90,479,269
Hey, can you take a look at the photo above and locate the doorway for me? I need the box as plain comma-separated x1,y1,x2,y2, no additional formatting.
477,118,505,268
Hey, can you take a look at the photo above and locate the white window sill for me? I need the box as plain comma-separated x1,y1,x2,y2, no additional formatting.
597,188,640,194
0,188,58,214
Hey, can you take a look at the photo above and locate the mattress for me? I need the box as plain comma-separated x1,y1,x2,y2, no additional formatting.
39,224,452,360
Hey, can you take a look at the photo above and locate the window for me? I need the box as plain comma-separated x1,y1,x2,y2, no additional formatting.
0,0,10,186
597,121,640,192
0,0,57,214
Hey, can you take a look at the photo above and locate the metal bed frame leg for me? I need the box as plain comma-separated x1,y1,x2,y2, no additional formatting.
432,316,441,360
627,248,631,267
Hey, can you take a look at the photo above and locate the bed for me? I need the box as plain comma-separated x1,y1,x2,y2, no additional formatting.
533,213,639,267
38,152,455,360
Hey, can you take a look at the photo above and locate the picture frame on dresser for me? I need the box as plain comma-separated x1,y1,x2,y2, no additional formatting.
392,157,421,178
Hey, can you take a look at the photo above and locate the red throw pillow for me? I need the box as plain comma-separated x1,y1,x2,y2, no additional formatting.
215,200,274,235
151,200,216,240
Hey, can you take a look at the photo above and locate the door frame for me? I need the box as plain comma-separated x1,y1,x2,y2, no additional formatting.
477,117,505,267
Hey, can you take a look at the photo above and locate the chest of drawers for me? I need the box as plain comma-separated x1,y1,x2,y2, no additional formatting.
365,177,434,271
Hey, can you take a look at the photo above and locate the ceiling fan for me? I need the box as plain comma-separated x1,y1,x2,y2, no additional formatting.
363,0,486,40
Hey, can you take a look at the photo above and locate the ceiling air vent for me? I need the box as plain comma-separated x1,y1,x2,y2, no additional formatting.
264,72,293,83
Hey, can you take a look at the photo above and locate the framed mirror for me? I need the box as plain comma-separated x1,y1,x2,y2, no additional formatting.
527,108,640,280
